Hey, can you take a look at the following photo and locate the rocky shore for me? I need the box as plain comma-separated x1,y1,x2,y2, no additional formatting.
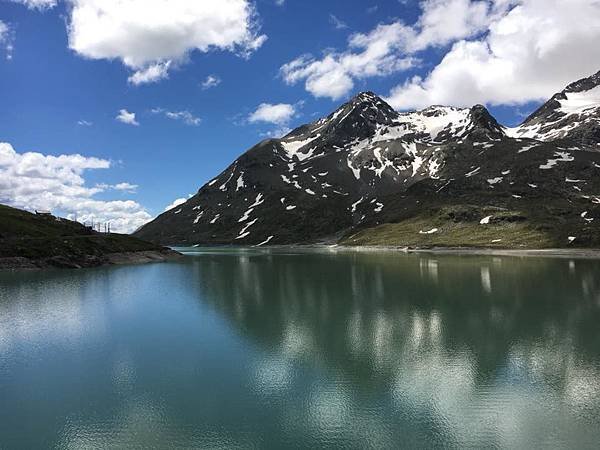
0,249,182,271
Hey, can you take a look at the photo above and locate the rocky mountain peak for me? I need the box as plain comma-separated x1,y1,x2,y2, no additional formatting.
332,91,399,127
349,91,380,104
509,69,600,144
419,105,460,116
284,91,399,145
564,69,600,94
467,104,506,141
522,71,600,126
396,104,505,143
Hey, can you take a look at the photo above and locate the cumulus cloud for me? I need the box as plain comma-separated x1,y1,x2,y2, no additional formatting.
8,0,57,9
127,61,171,85
247,103,299,138
0,20,14,60
280,22,417,100
201,74,221,90
116,109,139,126
387,0,600,109
151,108,201,126
248,103,296,125
0,142,150,233
66,0,267,85
280,0,514,101
406,0,496,52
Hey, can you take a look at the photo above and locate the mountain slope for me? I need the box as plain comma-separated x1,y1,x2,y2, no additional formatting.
507,71,600,144
135,71,600,249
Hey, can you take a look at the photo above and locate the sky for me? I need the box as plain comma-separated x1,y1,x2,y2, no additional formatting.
1,0,600,232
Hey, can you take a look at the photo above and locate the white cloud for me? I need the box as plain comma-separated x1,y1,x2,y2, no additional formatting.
151,108,201,126
113,182,138,192
77,120,93,126
406,0,496,52
9,0,57,10
95,182,138,192
0,142,150,233
248,103,296,125
329,14,348,30
280,22,417,100
164,197,187,212
280,0,511,101
67,0,267,85
387,0,600,109
116,109,139,126
247,103,299,138
165,111,201,126
128,61,171,85
0,20,14,60
201,74,221,90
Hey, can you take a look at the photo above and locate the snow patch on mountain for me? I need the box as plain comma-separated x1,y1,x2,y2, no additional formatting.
280,134,321,161
507,73,600,142
539,152,574,169
400,106,470,141
237,218,258,239
236,173,245,191
559,85,600,115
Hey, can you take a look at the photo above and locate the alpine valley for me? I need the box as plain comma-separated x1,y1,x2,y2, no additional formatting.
135,71,600,249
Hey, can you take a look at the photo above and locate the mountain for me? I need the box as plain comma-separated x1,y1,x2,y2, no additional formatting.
135,71,600,249
507,71,600,144
0,204,180,269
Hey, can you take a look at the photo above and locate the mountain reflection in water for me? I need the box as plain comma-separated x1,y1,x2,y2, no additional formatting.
187,249,600,447
1,248,599,448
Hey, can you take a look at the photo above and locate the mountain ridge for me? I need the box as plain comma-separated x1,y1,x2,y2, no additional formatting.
135,70,600,249
508,69,600,144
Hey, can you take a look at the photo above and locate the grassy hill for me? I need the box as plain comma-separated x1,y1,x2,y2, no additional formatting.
0,204,180,269
339,183,600,249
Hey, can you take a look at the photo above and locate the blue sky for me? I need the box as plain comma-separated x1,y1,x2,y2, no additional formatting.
1,0,599,231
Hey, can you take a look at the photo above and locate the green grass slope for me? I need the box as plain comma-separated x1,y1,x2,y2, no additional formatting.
341,200,598,249
0,204,177,268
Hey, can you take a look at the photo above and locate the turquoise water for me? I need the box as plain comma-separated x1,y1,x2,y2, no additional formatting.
1,248,600,448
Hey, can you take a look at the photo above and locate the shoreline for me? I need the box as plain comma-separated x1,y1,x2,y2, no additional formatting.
7,244,598,271
176,244,600,260
333,245,600,259
0,249,183,271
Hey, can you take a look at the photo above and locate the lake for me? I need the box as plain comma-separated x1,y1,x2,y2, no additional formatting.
1,248,600,448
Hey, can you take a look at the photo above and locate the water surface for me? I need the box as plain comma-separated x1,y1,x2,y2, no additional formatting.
1,248,600,448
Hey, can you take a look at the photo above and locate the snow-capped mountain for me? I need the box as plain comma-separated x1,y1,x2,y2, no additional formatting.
135,71,600,248
507,71,600,144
